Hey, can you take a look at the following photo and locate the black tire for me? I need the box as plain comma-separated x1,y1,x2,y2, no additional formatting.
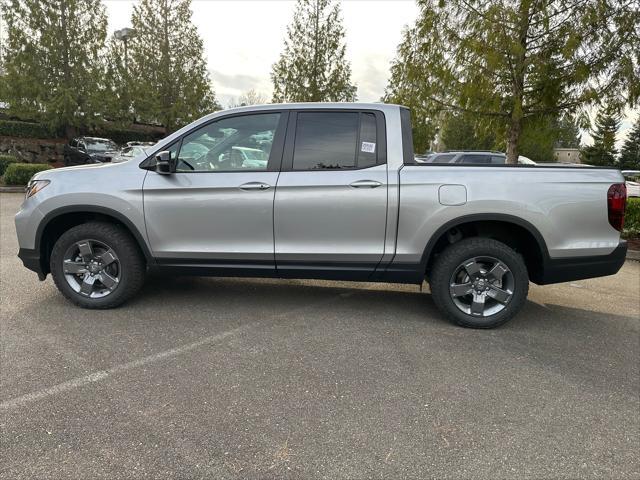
429,237,529,328
50,222,146,309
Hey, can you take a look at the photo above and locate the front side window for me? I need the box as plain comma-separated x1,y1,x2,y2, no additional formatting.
176,113,280,172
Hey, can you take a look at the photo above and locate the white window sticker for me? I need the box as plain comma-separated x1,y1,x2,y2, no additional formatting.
361,141,376,153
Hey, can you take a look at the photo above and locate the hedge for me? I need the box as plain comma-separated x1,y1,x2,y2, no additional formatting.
0,120,53,139
624,197,640,238
0,119,162,145
3,163,53,186
0,155,19,176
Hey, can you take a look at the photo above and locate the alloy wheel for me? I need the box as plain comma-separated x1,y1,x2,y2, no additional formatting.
62,239,121,298
449,256,514,317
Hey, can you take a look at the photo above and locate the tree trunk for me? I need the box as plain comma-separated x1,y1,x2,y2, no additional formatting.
506,116,521,164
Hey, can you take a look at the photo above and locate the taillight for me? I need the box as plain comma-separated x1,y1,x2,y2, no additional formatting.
607,183,627,231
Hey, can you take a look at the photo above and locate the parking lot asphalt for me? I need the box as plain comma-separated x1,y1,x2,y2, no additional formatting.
1,192,639,479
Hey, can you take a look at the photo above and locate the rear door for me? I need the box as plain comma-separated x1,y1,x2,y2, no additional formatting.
274,110,388,279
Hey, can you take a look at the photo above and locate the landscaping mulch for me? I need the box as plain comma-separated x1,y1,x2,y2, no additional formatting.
627,238,640,252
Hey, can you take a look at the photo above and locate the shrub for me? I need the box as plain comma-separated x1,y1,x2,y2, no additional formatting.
0,155,19,176
623,197,640,238
0,120,52,138
3,163,53,186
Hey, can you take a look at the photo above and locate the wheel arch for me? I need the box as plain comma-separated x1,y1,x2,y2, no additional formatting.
421,213,550,284
36,206,153,275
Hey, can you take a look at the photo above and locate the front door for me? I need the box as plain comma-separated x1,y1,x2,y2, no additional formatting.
143,112,287,274
274,110,388,279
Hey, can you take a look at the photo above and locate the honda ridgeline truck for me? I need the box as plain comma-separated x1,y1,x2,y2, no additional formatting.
15,103,628,328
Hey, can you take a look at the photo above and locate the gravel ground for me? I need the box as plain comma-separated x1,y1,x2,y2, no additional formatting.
1,192,639,479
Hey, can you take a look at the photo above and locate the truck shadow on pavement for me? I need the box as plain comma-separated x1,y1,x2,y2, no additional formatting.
132,274,638,331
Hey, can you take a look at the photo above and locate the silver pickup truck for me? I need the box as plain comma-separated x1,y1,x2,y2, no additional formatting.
15,103,628,328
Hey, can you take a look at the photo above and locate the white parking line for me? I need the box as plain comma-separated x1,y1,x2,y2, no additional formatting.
0,323,254,411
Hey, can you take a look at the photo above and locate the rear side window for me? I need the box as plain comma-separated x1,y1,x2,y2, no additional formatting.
292,112,380,170
293,112,358,170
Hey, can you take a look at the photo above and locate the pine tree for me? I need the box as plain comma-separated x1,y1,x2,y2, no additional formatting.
0,0,108,135
582,108,620,167
619,117,640,170
384,0,638,163
102,36,133,125
440,113,497,152
555,115,582,149
128,0,218,131
271,0,356,103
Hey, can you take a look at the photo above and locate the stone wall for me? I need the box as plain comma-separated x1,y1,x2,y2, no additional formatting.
0,136,65,166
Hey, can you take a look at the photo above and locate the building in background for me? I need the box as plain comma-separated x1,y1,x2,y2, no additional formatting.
553,147,582,164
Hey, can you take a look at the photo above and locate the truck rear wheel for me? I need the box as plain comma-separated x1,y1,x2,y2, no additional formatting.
50,222,146,309
429,238,529,328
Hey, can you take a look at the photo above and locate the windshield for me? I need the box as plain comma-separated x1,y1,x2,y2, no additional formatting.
86,139,117,152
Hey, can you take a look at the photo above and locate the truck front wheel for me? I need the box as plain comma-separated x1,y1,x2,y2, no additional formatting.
50,222,146,309
429,238,529,328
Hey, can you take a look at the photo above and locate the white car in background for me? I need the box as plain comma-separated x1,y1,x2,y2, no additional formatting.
111,142,156,163
622,170,640,197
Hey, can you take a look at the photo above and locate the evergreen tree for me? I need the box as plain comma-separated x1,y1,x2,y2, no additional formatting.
618,117,640,170
519,115,556,163
384,26,436,153
128,0,218,131
384,0,639,164
271,0,356,103
102,36,133,125
582,108,620,167
555,115,582,148
0,0,108,135
440,113,497,152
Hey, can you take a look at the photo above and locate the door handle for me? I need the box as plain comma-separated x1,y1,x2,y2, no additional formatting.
239,182,271,191
349,180,382,188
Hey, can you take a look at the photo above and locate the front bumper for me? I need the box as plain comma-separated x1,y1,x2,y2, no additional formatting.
18,248,47,280
537,241,628,285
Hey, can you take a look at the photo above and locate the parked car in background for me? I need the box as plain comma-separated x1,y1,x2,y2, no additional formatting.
111,142,155,163
16,103,628,329
622,170,640,197
64,137,118,166
419,151,536,165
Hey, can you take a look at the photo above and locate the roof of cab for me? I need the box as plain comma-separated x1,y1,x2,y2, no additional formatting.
219,102,401,115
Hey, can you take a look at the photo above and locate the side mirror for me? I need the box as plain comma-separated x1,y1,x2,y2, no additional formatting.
155,151,176,174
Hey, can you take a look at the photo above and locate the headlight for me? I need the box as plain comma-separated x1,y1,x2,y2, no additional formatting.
25,179,50,199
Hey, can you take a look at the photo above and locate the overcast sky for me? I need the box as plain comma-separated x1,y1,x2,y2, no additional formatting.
104,0,418,106
104,0,636,147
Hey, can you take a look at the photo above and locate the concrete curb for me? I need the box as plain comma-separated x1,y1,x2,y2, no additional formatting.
0,187,25,193
626,249,640,262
